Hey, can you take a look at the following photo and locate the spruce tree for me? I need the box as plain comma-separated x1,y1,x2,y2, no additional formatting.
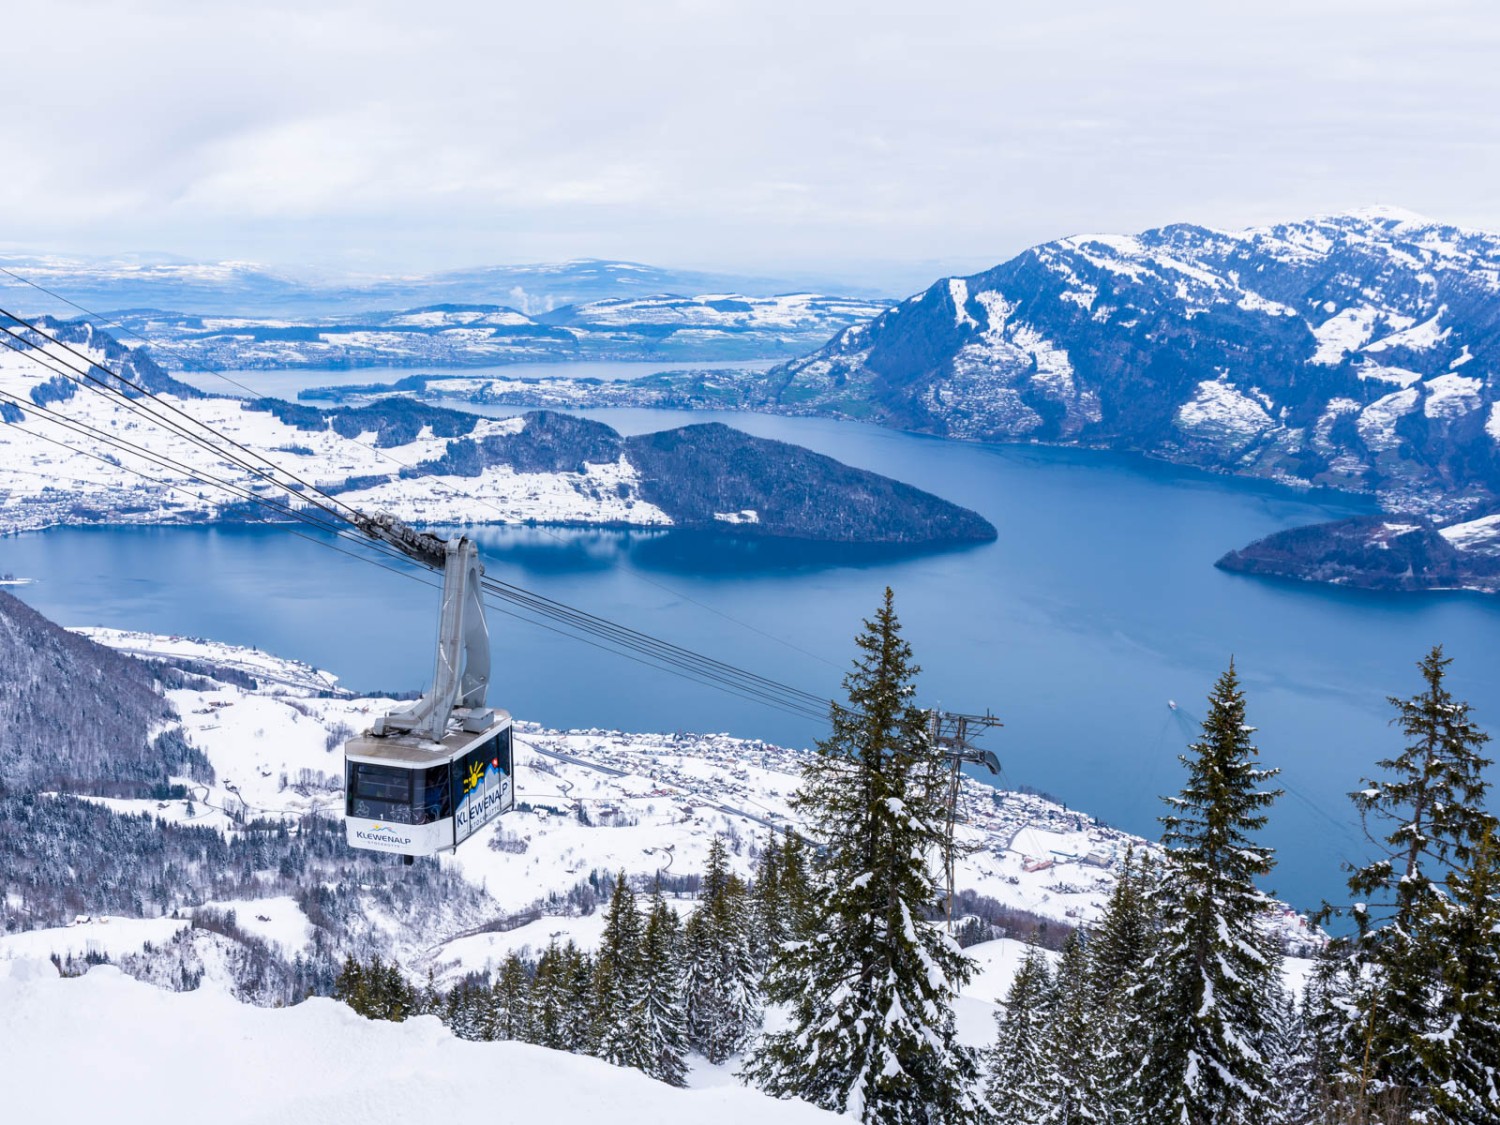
1085,848,1157,1125
594,873,647,1069
684,836,763,1064
1424,827,1500,1125
1132,661,1283,1125
1041,933,1102,1125
1340,646,1494,1116
1262,981,1314,1125
638,885,690,1086
986,944,1053,1125
751,831,785,965
490,953,531,1041
743,588,989,1124
560,941,596,1051
778,829,818,941
529,941,571,1050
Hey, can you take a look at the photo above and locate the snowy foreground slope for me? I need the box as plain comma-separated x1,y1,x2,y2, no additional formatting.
0,959,837,1125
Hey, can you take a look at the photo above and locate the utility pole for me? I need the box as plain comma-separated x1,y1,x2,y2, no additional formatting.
929,710,1003,934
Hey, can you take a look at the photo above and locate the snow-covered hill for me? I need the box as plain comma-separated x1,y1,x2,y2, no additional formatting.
0,323,992,543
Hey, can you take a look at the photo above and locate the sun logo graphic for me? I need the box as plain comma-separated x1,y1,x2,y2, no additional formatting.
463,760,486,794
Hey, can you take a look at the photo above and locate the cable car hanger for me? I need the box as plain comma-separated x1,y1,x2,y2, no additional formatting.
343,512,516,863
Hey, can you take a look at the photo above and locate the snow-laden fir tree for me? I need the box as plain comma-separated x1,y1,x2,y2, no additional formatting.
1041,933,1102,1125
1298,949,1361,1122
637,884,690,1086
1262,980,1314,1125
1084,847,1157,1125
529,940,571,1050
986,943,1054,1125
560,941,596,1051
751,831,785,965
593,873,647,1069
490,952,531,1042
684,835,762,1063
777,828,818,942
1422,826,1500,1125
742,588,990,1125
1336,646,1494,1118
1131,661,1283,1125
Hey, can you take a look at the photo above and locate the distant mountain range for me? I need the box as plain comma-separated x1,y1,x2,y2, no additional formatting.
0,254,889,317
106,293,891,369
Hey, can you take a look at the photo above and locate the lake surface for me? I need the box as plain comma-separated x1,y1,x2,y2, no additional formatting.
7,390,1500,915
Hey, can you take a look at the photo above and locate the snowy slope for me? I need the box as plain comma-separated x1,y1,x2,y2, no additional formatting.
0,960,837,1125
4,628,1182,980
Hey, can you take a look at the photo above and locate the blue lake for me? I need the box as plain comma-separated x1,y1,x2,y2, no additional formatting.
7,402,1500,915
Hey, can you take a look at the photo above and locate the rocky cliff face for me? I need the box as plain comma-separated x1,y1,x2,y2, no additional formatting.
764,208,1500,522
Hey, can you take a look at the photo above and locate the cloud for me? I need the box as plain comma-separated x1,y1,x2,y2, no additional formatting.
9,0,1500,285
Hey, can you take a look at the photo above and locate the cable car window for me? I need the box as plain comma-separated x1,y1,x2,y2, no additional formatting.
348,762,414,822
418,765,454,824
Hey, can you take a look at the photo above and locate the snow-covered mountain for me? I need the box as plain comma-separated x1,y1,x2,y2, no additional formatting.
766,207,1500,520
0,320,992,543
109,292,891,369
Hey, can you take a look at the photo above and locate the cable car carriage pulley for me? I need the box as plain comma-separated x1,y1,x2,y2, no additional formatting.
343,514,515,863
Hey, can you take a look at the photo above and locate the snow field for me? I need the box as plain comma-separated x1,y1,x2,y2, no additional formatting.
0,960,838,1125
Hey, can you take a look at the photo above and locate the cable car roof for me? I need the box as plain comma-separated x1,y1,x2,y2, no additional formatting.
345,711,513,767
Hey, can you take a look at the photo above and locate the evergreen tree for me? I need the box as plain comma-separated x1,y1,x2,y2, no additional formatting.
1340,646,1494,1116
751,831,785,965
1132,661,1283,1125
743,589,990,1124
444,974,493,1040
560,941,596,1051
594,873,647,1069
638,885,690,1086
986,944,1054,1125
1424,827,1500,1125
684,836,763,1063
777,828,818,942
529,941,571,1050
1085,848,1157,1125
490,953,532,1042
1040,933,1102,1125
1299,949,1363,1122
333,954,366,1014
1262,981,1314,1125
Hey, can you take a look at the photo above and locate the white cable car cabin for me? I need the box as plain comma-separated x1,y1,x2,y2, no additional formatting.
345,716,514,858
344,520,515,862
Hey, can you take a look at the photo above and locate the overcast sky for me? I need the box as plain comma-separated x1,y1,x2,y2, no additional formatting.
7,0,1499,290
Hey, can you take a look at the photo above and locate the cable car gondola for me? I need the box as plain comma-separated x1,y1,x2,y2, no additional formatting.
344,519,514,861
